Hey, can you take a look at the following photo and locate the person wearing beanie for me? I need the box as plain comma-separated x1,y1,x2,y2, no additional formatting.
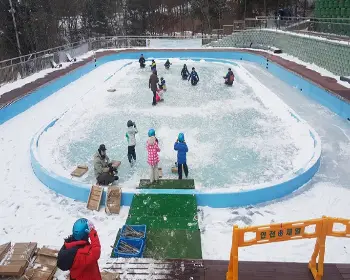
93,144,118,185
149,70,159,106
57,218,102,280
146,129,160,183
174,132,189,179
126,120,138,167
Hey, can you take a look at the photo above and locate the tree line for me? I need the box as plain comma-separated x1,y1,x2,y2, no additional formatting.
0,0,314,60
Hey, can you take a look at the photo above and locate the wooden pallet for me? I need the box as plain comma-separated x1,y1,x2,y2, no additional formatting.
0,242,11,263
22,247,58,280
0,242,37,277
105,186,122,215
101,271,120,280
65,271,120,280
71,165,88,177
87,185,103,211
103,259,204,280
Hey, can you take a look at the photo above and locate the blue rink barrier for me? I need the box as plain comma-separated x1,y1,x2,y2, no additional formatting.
23,50,327,208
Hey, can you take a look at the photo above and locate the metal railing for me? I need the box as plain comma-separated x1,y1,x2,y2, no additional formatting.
0,36,220,85
243,16,350,38
1,19,349,85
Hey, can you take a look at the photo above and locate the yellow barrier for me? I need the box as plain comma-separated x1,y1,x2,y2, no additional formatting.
226,216,350,280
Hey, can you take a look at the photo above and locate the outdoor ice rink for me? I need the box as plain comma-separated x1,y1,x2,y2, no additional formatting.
1,56,349,277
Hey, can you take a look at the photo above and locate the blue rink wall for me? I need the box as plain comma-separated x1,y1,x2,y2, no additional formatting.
16,50,329,208
1,50,349,125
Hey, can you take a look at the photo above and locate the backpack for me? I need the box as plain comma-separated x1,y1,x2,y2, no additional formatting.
57,244,85,271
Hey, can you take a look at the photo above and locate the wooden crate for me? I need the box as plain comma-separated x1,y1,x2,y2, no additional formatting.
0,242,11,263
105,187,122,215
21,247,58,280
71,165,88,177
0,242,37,277
87,185,103,211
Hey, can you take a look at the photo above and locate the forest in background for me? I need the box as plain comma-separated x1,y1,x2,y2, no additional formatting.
0,0,315,60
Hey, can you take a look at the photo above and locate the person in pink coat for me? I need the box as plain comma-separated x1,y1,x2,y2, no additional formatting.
146,128,160,183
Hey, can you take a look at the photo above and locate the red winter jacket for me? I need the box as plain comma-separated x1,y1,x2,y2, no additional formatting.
64,229,102,280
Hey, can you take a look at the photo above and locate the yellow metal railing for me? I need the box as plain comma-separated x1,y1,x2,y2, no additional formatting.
227,216,350,280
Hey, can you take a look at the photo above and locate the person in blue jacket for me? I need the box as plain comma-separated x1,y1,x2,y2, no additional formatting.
188,67,199,85
174,133,189,180
181,64,189,80
158,77,167,91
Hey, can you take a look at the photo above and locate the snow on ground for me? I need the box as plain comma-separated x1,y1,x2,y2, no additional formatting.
273,52,350,89
0,61,131,272
0,53,349,276
0,51,96,96
199,61,350,262
37,59,314,191
264,28,350,46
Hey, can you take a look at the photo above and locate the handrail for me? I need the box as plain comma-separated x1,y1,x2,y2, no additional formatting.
0,35,214,67
226,216,350,280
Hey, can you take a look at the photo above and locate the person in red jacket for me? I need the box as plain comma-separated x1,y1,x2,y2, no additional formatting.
57,218,102,280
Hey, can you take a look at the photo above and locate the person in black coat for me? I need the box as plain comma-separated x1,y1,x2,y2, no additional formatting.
139,54,146,68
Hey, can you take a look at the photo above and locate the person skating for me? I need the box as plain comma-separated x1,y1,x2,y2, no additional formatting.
174,133,189,180
139,54,146,68
149,70,159,106
150,60,156,72
93,144,118,185
181,64,190,80
224,68,234,86
126,120,138,167
57,218,102,280
164,59,171,69
146,129,160,183
188,67,199,85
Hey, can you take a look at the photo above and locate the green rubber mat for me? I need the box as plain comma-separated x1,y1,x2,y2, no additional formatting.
126,215,198,230
143,229,202,259
129,194,197,218
111,192,202,259
138,179,195,189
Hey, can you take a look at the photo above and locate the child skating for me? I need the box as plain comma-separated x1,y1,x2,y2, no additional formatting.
146,129,160,183
126,120,138,167
174,132,189,180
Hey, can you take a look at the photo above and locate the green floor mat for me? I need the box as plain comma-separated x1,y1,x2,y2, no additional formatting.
129,194,197,218
138,179,195,189
143,229,202,259
126,215,199,230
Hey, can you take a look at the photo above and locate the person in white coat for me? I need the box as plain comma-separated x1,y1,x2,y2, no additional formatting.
126,120,138,167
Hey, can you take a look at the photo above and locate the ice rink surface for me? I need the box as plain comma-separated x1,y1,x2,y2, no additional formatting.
38,59,314,191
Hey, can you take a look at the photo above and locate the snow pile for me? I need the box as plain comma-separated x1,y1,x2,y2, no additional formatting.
0,51,96,97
